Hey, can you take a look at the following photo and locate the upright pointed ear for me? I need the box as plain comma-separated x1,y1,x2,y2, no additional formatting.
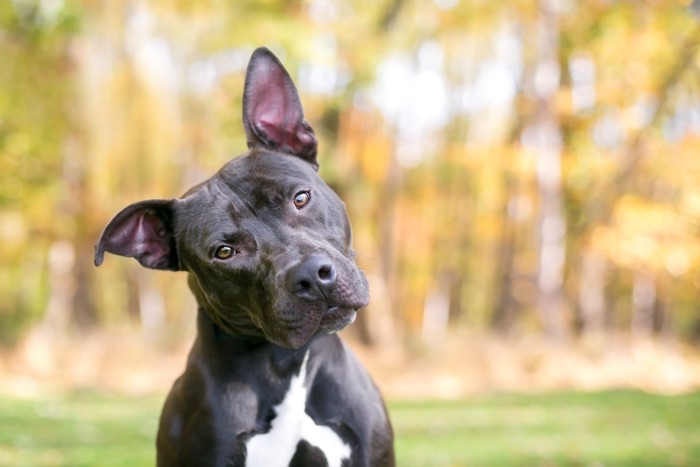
243,47,318,169
94,199,180,271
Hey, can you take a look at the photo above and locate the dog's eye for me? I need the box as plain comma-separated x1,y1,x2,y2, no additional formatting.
214,246,236,259
293,191,311,209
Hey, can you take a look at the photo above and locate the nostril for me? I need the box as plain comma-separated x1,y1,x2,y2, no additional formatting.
318,265,332,281
298,279,311,291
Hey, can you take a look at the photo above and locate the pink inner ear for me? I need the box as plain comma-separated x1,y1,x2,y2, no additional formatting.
242,48,317,164
106,211,155,253
104,210,174,270
250,85,302,145
257,118,286,148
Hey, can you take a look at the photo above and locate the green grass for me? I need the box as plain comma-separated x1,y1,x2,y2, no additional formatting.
0,390,698,466
0,390,161,467
391,391,700,466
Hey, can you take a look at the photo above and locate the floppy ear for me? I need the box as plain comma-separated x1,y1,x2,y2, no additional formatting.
94,199,180,271
243,47,318,169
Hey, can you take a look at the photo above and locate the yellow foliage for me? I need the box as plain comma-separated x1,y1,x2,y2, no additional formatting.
592,196,700,275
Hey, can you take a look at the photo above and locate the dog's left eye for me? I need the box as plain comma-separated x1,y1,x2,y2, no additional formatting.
214,246,236,259
293,191,311,209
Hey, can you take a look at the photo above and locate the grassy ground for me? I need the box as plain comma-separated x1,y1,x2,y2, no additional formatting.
0,390,698,466
392,391,700,466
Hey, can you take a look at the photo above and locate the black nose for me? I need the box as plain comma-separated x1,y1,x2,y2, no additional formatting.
286,255,337,301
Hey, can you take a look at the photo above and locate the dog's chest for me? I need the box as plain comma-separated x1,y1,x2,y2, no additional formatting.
244,353,350,467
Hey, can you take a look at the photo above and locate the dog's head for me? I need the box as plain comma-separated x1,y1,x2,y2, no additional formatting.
94,48,369,348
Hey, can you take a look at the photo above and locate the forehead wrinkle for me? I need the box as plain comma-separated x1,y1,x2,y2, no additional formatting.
214,175,263,219
185,192,237,245
209,180,247,222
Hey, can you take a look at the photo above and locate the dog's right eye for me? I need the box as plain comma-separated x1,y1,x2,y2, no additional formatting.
293,191,311,209
214,246,236,259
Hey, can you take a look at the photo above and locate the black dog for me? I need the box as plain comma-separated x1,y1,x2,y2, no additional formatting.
94,47,394,466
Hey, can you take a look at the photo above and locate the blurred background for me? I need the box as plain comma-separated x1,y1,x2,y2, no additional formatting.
2,0,700,465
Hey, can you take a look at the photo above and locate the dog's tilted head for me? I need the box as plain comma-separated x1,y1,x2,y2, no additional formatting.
94,47,369,348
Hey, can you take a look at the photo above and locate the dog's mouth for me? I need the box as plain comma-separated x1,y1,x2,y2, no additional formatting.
317,306,357,334
262,264,370,348
264,305,357,348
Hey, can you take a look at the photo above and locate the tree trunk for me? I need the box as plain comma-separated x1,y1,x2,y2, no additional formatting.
490,169,520,333
632,271,656,337
62,136,99,330
531,0,567,339
578,250,607,335
378,142,401,325
41,240,75,336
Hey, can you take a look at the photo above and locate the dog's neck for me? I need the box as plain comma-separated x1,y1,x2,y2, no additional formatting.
211,322,267,347
195,308,264,347
194,307,313,372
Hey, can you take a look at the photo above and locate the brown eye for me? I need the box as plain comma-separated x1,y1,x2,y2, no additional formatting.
214,246,235,259
293,191,310,209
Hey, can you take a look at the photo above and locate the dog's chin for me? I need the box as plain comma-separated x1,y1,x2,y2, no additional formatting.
266,306,359,349
317,306,357,334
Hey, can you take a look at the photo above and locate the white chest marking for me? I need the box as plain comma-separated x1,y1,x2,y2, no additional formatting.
245,352,351,467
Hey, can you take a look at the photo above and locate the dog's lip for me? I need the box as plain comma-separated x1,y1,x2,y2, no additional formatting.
318,306,357,333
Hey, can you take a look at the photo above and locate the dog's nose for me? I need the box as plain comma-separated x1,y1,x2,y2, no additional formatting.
286,255,337,301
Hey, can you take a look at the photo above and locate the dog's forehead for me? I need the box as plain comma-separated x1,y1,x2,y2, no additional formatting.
219,151,319,192
177,151,338,229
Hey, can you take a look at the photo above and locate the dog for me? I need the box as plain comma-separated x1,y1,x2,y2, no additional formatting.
94,47,394,467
